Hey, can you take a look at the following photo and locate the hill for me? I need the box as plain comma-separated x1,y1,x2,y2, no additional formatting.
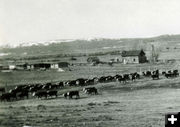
0,34,180,59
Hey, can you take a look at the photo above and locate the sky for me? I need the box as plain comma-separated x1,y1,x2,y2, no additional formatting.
1,0,180,46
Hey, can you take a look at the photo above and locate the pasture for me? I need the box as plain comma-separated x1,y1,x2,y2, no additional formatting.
0,62,180,127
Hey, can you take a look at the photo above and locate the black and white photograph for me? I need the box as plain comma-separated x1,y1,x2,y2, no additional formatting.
1,0,180,127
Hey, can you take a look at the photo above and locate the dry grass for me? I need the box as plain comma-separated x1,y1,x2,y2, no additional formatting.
0,62,180,127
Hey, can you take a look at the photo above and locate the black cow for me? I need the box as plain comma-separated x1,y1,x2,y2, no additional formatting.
0,91,17,101
83,87,98,95
63,91,80,99
0,87,5,93
17,90,29,99
151,70,159,80
58,82,64,88
98,76,107,83
173,70,179,77
85,79,95,85
143,71,152,77
64,80,76,86
117,75,126,83
33,91,48,99
0,93,11,101
105,76,114,82
47,90,58,98
76,78,87,86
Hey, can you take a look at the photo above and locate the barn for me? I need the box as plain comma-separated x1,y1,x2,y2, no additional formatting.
32,63,51,69
58,62,69,68
121,50,147,64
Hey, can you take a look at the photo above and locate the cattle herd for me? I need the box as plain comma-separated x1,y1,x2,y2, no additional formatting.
0,69,179,102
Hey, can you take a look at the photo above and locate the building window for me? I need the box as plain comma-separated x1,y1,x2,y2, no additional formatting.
133,58,136,62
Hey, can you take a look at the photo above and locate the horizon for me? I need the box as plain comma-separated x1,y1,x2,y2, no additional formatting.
1,0,180,46
0,33,177,48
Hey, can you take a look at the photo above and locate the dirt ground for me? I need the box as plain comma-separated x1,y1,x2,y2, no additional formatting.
0,76,180,127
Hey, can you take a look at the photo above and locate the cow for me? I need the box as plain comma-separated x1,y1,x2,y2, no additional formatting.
42,83,52,90
85,79,95,85
0,91,17,102
17,90,29,99
143,71,152,77
117,76,126,84
123,74,130,80
105,76,114,82
47,90,58,98
64,80,76,86
33,91,48,99
58,82,64,88
151,70,159,80
63,91,80,99
0,93,11,101
98,76,107,83
130,72,140,81
173,70,179,77
76,78,87,86
83,87,98,95
0,87,5,93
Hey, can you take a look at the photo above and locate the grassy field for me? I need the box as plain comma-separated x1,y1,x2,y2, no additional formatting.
0,62,180,127
0,76,180,127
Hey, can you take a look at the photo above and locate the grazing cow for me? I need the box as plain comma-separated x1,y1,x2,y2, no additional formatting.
33,91,48,99
47,90,58,98
162,71,166,75
63,91,80,99
0,91,17,101
173,70,179,77
58,82,64,88
42,83,52,90
92,77,99,84
8,90,17,100
106,76,114,82
143,71,152,77
64,80,76,86
117,75,126,83
123,74,130,81
98,76,107,83
113,74,122,80
76,78,87,86
49,84,58,90
29,84,43,92
130,72,140,81
151,74,159,79
0,93,11,101
0,87,5,93
17,90,29,99
85,79,95,85
83,87,98,95
151,70,159,80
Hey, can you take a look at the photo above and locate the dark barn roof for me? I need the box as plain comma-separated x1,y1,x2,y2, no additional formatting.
121,50,145,57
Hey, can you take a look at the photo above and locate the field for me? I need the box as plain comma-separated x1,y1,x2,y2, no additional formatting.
0,62,180,127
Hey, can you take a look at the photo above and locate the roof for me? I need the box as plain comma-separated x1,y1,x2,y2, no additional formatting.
121,50,145,57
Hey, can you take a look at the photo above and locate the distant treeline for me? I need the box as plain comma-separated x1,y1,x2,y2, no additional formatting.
0,50,122,61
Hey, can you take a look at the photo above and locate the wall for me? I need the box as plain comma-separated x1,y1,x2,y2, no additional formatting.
122,56,139,64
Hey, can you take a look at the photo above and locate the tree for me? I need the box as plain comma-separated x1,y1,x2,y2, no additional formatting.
87,57,100,64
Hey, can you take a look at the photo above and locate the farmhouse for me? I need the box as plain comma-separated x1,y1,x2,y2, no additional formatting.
121,50,147,64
